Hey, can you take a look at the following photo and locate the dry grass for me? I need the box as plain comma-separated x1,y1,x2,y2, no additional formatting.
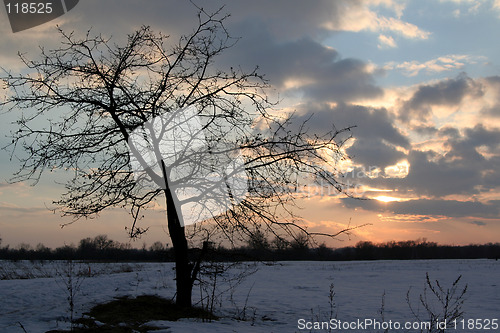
46,295,217,332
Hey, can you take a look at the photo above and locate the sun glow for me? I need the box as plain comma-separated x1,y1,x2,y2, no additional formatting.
374,195,401,203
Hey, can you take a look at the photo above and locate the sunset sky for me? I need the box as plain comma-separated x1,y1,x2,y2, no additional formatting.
1,0,500,248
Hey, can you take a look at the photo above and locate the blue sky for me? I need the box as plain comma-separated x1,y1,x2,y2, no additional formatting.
1,0,500,248
326,0,499,86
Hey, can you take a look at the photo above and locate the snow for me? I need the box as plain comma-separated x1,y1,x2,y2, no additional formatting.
0,259,499,332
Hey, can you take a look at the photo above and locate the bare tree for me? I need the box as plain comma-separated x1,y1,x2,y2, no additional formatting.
2,7,356,307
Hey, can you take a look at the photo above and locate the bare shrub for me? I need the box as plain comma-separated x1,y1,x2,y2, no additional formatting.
407,272,467,333
54,260,88,330
196,261,258,322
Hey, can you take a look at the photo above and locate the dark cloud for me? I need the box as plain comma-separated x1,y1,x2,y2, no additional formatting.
288,103,408,168
75,0,350,40
301,104,408,146
358,122,500,200
2,0,381,105
346,138,406,169
413,125,438,136
480,76,500,118
223,0,349,39
481,76,500,117
403,150,483,196
70,0,210,38
342,198,500,219
464,124,500,148
443,127,500,190
0,0,205,69
358,149,481,197
469,220,487,226
400,73,484,122
438,126,460,140
40,1,381,104
485,76,500,85
301,58,383,102
1,0,336,64
221,20,382,103
391,199,499,218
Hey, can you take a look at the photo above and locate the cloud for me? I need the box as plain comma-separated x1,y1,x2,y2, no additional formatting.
440,0,487,11
0,201,47,213
440,0,484,3
342,197,500,219
222,21,383,103
375,16,431,40
401,149,485,197
378,34,397,48
358,122,500,202
464,124,500,149
384,55,487,77
1,1,414,106
225,0,346,39
36,0,422,43
289,103,409,168
442,0,484,15
439,0,500,17
366,0,407,18
228,0,428,44
399,73,484,122
331,1,430,40
0,201,18,209
347,138,406,169
469,220,487,226
480,76,500,117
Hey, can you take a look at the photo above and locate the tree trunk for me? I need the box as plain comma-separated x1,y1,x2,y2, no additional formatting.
164,187,193,308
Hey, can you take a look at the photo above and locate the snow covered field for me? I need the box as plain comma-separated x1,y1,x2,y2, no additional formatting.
0,259,499,332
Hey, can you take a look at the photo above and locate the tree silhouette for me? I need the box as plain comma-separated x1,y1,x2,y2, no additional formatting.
2,7,354,307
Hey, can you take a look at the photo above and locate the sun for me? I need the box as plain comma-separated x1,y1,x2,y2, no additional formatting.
374,195,401,203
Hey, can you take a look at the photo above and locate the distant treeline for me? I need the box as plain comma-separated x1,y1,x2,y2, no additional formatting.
0,235,499,261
